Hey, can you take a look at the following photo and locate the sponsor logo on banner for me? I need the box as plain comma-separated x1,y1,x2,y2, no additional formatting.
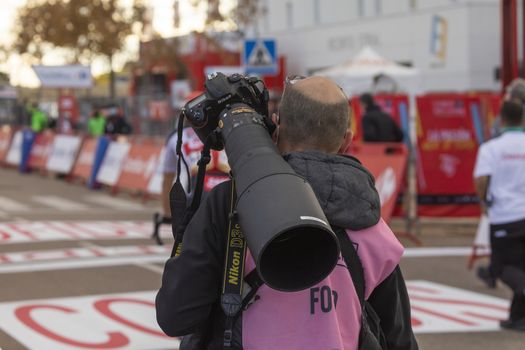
96,142,131,186
439,154,460,178
46,135,82,173
5,130,23,165
0,291,179,350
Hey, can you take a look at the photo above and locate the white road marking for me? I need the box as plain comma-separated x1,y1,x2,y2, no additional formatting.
85,195,144,210
0,221,171,244
0,291,180,350
0,196,30,212
78,241,166,275
0,254,169,274
32,196,89,211
404,246,490,258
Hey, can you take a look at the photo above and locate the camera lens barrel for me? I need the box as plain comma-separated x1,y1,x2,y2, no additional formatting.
219,104,341,292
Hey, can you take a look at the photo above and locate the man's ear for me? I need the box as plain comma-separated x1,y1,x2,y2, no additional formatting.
338,129,353,154
271,113,280,143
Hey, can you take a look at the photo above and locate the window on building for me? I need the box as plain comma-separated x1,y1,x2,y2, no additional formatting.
375,0,382,15
358,0,364,17
286,1,293,29
313,0,320,23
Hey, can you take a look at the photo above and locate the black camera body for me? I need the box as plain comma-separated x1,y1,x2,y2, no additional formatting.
183,72,270,150
179,72,339,292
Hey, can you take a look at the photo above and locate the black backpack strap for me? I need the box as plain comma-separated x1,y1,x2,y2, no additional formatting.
334,228,365,306
221,180,247,349
335,227,386,350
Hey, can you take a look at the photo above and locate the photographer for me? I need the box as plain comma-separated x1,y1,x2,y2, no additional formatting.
156,76,417,349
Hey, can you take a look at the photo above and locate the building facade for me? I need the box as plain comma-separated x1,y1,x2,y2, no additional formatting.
253,0,500,92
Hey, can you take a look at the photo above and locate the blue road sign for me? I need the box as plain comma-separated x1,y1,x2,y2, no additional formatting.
243,39,278,75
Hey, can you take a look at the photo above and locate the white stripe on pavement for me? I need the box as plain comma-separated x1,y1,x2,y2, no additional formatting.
85,195,144,210
0,196,30,212
404,246,490,258
31,196,89,211
0,255,168,273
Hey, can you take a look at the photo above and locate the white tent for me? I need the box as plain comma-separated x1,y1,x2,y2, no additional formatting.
316,46,420,96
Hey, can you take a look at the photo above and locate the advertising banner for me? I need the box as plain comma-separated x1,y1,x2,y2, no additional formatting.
28,132,55,170
348,143,408,222
96,141,131,186
350,94,410,143
476,92,502,139
5,130,23,166
416,94,483,217
71,138,98,181
46,135,82,174
19,130,36,172
0,127,13,162
32,65,92,88
117,143,163,192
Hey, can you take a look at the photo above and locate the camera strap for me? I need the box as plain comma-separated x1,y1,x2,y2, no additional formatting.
171,139,212,258
221,180,247,348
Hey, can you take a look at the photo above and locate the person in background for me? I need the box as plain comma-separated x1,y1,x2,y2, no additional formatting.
474,100,525,331
29,102,48,133
360,93,404,143
87,110,106,136
491,78,525,137
105,108,132,135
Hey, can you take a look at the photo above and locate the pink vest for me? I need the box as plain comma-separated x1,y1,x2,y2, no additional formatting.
242,219,404,350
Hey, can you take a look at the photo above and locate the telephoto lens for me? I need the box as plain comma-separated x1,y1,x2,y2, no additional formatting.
219,103,340,292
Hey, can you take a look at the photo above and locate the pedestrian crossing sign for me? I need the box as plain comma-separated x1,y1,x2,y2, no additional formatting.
243,39,278,75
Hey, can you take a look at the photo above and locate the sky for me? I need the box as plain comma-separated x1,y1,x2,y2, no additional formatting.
0,0,207,87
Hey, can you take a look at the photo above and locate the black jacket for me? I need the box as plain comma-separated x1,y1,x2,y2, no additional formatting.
156,151,417,349
362,105,404,143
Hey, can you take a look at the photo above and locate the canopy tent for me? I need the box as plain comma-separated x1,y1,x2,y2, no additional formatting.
316,46,420,96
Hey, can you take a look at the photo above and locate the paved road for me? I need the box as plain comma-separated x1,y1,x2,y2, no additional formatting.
0,168,523,349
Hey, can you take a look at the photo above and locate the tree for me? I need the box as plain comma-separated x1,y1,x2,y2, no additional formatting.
182,0,265,33
11,0,147,98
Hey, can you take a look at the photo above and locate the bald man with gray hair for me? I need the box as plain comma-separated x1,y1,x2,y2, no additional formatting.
157,75,418,350
276,76,351,154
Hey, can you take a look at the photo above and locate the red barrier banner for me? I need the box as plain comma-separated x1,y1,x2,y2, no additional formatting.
72,138,98,181
116,143,163,192
416,94,482,217
350,94,410,141
28,132,54,170
348,142,408,222
0,126,13,163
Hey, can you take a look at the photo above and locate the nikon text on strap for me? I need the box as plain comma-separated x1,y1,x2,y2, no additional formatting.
221,181,247,348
